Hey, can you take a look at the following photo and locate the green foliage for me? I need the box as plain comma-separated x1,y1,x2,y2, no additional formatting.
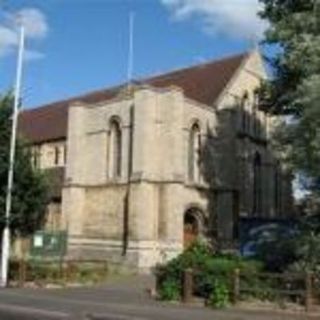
207,279,230,308
74,262,109,284
255,216,320,276
0,93,49,236
254,231,298,272
9,260,110,285
156,241,212,299
156,241,262,302
29,263,60,281
259,0,320,198
158,278,180,301
194,254,262,298
287,222,320,276
240,272,280,302
259,0,320,113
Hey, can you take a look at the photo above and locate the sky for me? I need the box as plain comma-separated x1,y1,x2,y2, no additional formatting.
0,0,268,109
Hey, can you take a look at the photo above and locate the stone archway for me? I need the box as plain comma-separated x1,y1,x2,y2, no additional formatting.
183,207,205,249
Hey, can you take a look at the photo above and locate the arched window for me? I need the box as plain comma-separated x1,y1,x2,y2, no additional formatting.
241,91,249,133
188,123,201,182
108,119,122,179
63,145,67,165
253,90,259,137
32,148,40,168
54,146,60,166
253,89,260,109
253,152,262,215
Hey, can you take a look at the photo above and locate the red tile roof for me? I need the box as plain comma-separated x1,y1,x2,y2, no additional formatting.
18,52,248,144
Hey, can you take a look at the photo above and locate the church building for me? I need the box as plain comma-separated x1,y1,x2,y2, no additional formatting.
19,50,293,271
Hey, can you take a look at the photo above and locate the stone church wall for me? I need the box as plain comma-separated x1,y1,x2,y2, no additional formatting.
21,51,293,271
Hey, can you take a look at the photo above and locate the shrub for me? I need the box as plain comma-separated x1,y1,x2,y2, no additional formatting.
8,260,20,281
8,260,110,285
255,216,320,276
158,278,180,301
155,241,262,301
254,232,298,272
239,273,278,301
207,279,230,308
287,231,320,276
156,241,212,299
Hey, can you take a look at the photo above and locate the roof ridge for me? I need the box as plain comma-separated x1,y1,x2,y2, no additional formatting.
21,83,125,114
19,50,249,144
140,51,248,82
22,51,248,113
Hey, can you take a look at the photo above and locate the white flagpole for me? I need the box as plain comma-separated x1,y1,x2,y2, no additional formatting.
127,12,134,90
0,24,25,288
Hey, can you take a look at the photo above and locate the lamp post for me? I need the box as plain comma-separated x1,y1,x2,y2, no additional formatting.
0,23,25,288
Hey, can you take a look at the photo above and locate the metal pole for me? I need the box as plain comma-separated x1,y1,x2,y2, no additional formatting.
127,12,134,90
0,24,25,288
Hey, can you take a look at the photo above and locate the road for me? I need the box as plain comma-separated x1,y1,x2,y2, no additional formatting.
0,276,317,319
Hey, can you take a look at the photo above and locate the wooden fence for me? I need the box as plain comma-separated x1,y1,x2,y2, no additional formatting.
182,268,319,312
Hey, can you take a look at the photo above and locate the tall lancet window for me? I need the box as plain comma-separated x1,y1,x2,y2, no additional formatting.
241,91,249,133
188,123,201,182
253,152,262,216
108,118,122,179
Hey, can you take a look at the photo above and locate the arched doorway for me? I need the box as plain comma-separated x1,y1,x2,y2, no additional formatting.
183,208,204,249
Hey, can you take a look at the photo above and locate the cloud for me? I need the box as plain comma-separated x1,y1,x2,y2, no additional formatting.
161,0,268,40
0,7,48,60
24,49,45,61
0,26,17,56
18,8,48,38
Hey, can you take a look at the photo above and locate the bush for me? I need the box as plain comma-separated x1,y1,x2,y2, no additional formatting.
239,273,278,301
254,231,298,272
8,259,110,285
8,260,20,281
255,216,320,276
158,278,180,301
156,241,212,300
287,231,320,276
155,241,262,302
207,279,229,308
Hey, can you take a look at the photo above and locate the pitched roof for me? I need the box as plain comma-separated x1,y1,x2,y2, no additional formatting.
18,52,248,144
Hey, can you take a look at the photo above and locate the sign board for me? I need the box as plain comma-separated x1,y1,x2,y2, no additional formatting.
33,234,43,248
30,231,67,258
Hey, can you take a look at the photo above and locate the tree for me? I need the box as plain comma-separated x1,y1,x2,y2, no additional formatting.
255,215,320,274
0,93,48,237
259,0,320,198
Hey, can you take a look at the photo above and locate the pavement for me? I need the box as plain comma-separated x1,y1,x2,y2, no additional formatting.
0,275,317,320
